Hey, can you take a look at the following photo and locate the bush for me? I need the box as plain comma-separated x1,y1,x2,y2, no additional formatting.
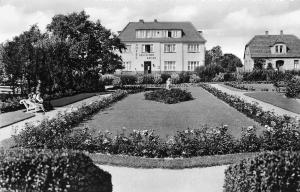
101,74,116,86
189,74,201,83
195,64,224,82
153,73,163,84
170,73,180,84
142,74,155,84
224,151,300,192
0,149,112,192
112,76,122,87
179,72,192,83
144,88,193,104
161,73,171,83
285,76,300,98
119,74,137,85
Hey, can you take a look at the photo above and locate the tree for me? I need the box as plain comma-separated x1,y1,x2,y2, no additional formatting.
47,11,125,74
253,58,265,70
209,46,223,65
205,50,212,66
220,53,243,72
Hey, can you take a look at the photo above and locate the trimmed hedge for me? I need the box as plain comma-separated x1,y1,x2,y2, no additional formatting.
224,151,300,192
144,88,193,104
0,149,112,192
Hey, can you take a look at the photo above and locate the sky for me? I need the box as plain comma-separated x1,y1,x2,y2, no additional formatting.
0,0,299,60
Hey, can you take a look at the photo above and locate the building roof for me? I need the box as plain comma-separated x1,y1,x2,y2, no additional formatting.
118,20,206,43
245,34,300,58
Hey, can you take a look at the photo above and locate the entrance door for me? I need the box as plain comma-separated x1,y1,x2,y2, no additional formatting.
144,61,151,74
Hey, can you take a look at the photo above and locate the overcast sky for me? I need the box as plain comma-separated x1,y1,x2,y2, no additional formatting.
0,0,299,60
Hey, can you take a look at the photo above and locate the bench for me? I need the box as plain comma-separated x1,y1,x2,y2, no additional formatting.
19,99,44,113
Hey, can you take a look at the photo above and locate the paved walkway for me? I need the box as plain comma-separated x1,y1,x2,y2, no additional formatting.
0,93,111,143
98,164,227,192
210,84,300,118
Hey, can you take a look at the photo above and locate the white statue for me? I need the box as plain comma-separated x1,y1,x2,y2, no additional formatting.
166,77,171,90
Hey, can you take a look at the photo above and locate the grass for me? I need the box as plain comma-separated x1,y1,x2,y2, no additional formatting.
79,87,261,138
88,152,259,169
245,92,300,114
0,110,35,128
50,93,100,107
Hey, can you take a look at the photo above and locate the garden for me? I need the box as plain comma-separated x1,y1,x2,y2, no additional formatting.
1,11,300,192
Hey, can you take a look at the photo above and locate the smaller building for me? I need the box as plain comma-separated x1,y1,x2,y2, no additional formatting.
243,31,300,72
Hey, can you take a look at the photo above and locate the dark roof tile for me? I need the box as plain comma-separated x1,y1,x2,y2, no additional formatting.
119,21,206,43
246,34,300,58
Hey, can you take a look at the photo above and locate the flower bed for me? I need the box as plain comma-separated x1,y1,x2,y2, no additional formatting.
12,84,300,159
224,151,300,192
0,149,112,192
144,88,193,104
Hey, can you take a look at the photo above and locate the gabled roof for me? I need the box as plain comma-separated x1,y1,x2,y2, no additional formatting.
118,21,206,43
245,34,300,58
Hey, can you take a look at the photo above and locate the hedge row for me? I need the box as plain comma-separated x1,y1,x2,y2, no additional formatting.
0,149,112,192
224,151,300,192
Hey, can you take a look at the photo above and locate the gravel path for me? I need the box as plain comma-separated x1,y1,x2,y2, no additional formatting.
98,164,227,192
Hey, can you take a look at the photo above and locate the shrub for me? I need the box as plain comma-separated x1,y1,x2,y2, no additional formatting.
153,73,163,84
112,76,122,87
285,76,300,98
212,73,224,82
170,73,180,84
0,149,112,192
161,73,171,83
136,75,144,84
144,88,193,104
101,74,116,85
143,74,155,84
189,74,201,83
224,151,300,192
179,72,192,83
120,74,137,85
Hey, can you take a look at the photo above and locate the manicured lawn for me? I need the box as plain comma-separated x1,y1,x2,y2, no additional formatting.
50,93,100,107
245,92,300,114
80,87,261,138
242,83,276,91
0,110,35,128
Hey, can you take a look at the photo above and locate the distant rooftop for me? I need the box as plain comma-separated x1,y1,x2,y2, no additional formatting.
118,19,206,43
246,31,300,58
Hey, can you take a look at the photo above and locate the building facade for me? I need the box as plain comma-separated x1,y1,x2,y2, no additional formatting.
243,31,300,72
118,19,206,74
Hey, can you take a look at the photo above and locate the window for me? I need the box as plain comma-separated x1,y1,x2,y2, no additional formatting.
164,44,176,53
188,61,200,71
168,31,172,38
188,44,200,52
142,44,153,53
164,61,176,71
294,60,299,69
124,45,131,53
124,61,132,71
275,45,284,53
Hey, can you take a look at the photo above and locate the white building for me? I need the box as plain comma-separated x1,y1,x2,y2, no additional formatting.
118,19,206,74
243,31,300,72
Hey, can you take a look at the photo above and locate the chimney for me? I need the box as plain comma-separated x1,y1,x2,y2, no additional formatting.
139,19,144,23
265,31,269,35
280,30,283,35
198,30,203,35
154,19,158,22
